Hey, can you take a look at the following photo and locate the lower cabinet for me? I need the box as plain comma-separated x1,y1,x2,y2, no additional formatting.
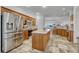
53,29,73,42
67,31,73,42
23,30,29,40
32,31,50,51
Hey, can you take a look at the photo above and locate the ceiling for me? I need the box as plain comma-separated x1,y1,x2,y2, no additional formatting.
17,6,73,17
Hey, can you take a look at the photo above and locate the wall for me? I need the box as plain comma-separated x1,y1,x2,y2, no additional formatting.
45,16,69,27
74,7,79,43
36,13,45,30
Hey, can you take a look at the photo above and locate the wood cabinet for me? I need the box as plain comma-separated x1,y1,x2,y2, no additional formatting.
1,6,36,40
23,30,29,40
32,20,36,26
32,31,50,51
67,31,73,42
53,29,73,42
1,6,36,27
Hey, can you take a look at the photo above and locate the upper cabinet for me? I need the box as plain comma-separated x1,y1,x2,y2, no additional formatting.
1,6,36,28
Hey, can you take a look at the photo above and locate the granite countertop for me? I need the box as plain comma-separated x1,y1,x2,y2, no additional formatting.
13,31,23,34
54,28,73,32
22,26,37,31
22,29,28,31
32,29,50,34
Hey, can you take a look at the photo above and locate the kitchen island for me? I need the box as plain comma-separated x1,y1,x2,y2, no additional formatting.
32,29,50,51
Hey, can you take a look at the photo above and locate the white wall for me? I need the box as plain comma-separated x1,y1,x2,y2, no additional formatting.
74,7,79,43
45,16,69,27
36,13,45,30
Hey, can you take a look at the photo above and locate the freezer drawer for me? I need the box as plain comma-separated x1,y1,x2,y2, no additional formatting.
2,37,16,52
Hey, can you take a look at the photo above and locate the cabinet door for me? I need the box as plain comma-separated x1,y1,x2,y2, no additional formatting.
32,33,40,50
68,31,73,42
59,29,61,35
38,34,43,50
42,34,49,50
23,30,28,40
70,31,73,42
62,30,64,36
53,29,57,34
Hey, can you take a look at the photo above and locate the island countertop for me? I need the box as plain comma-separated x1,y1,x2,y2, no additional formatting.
32,29,50,34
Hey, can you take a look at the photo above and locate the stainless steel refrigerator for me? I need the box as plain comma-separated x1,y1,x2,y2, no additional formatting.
2,12,23,52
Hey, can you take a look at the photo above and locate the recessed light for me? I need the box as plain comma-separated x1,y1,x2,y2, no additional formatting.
26,6,30,7
42,6,46,8
62,8,66,11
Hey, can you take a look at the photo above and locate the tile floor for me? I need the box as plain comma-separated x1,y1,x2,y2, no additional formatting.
9,35,78,53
